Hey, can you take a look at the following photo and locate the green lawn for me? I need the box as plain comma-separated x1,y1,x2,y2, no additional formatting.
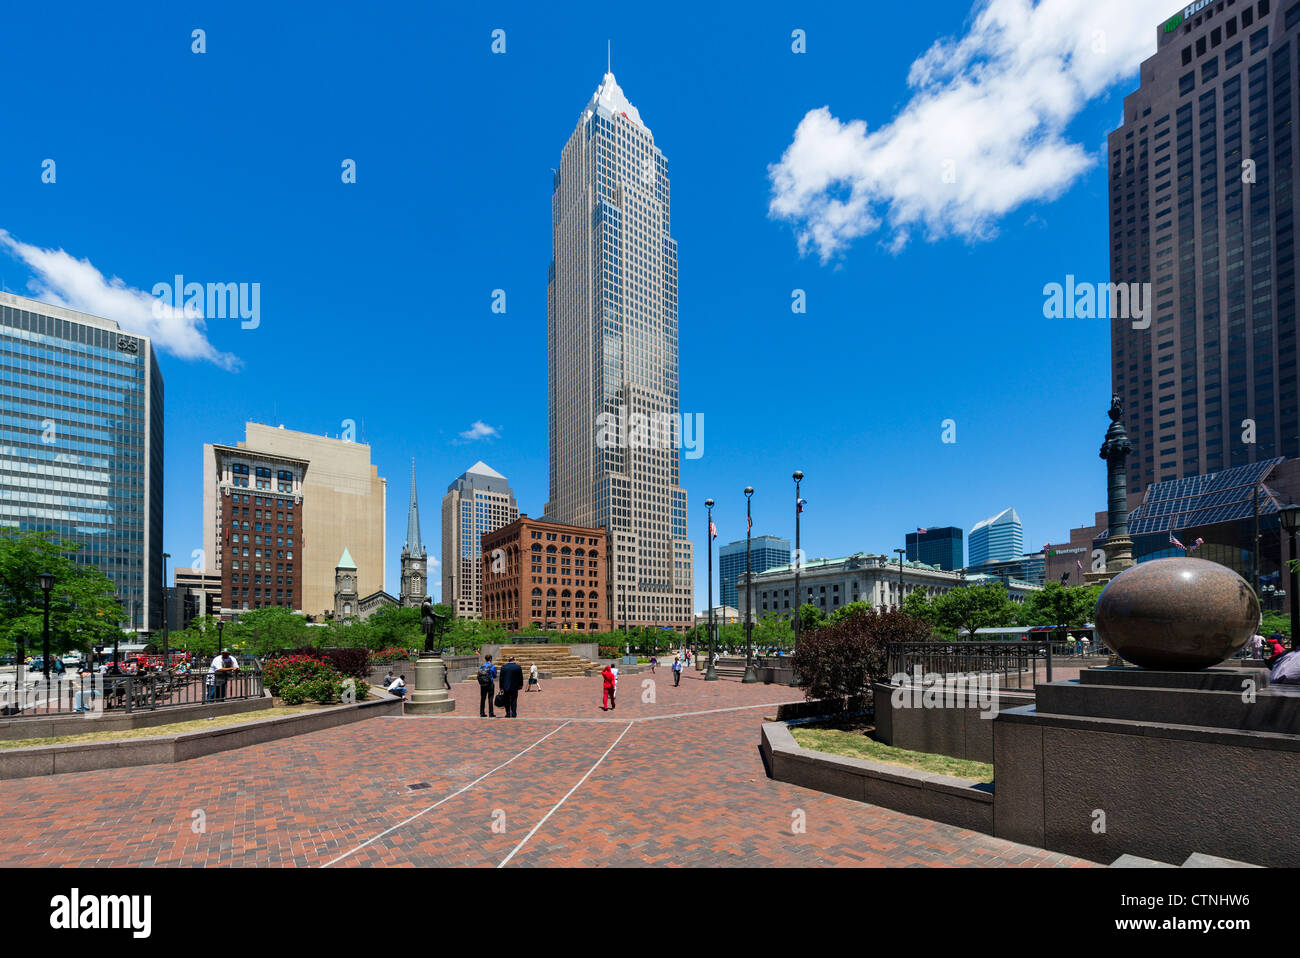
0,705,330,749
790,720,994,783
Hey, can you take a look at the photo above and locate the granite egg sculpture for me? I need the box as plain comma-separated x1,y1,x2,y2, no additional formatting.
1094,557,1259,670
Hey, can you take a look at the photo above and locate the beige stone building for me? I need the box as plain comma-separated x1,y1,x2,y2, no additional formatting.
204,423,386,618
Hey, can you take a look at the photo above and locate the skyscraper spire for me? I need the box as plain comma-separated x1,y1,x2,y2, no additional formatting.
405,458,424,556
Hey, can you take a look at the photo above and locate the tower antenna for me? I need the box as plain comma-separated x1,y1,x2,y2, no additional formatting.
608,39,611,73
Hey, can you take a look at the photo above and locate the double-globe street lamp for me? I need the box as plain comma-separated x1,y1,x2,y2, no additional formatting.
705,498,718,681
742,486,758,684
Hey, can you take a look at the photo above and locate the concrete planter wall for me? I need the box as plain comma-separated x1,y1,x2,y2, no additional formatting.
0,695,272,742
873,682,1035,764
0,688,402,781
761,721,993,834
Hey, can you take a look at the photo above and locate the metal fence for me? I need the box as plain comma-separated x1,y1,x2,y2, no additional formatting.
886,641,1056,690
0,664,264,718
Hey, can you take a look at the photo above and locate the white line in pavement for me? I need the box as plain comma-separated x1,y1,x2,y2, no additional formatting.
498,721,634,868
320,720,572,868
387,701,796,725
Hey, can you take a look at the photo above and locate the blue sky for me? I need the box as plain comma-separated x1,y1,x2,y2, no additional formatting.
1,0,1178,607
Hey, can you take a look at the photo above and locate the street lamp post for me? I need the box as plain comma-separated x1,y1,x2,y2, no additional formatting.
742,486,758,683
1281,504,1300,648
894,549,907,610
705,498,717,681
161,552,171,665
793,470,803,644
38,572,54,681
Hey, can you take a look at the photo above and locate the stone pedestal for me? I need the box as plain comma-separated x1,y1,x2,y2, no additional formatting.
404,655,455,715
993,666,1300,867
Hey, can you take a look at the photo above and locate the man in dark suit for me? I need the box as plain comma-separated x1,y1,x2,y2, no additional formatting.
499,656,524,718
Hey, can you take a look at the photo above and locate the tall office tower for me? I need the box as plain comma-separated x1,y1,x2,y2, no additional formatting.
545,71,694,631
718,535,791,611
204,423,387,618
968,508,1024,567
905,527,964,571
1110,0,1299,493
441,461,518,618
0,292,164,632
399,460,427,607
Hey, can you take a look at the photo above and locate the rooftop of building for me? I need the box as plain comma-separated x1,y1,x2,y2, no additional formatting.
970,507,1021,533
0,290,128,335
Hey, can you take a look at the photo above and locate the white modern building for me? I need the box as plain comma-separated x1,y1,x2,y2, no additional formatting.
968,507,1024,567
737,553,1040,623
441,462,518,619
544,71,693,632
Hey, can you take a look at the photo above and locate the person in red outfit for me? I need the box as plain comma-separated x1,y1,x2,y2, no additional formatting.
601,664,616,711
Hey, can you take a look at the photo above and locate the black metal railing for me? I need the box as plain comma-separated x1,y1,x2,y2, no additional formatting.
886,641,1056,690
0,664,264,718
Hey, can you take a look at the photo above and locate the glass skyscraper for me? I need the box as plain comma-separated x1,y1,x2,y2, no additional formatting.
968,508,1023,568
1110,0,1298,492
545,72,693,630
905,526,964,570
719,535,791,611
0,292,164,631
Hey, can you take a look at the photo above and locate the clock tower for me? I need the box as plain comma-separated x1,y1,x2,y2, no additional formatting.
400,459,427,607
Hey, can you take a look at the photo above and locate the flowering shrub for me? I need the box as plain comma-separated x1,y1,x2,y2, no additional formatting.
261,649,335,696
269,646,371,679
375,646,416,663
599,645,620,659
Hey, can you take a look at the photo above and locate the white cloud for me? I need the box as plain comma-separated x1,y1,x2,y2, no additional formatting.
768,0,1171,260
458,420,501,441
0,229,240,369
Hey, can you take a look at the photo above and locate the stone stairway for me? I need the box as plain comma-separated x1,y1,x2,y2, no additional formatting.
495,646,601,678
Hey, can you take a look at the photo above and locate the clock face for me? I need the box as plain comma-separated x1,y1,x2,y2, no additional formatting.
413,563,422,571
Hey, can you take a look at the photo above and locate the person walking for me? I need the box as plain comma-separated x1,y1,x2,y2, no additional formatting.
526,662,540,692
499,656,523,718
601,663,616,710
672,654,682,687
649,654,657,674
477,654,498,717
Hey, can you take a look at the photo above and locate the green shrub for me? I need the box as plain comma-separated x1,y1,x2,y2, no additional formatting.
264,654,334,695
279,683,308,705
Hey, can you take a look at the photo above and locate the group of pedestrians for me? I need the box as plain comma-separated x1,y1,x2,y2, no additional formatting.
475,654,539,718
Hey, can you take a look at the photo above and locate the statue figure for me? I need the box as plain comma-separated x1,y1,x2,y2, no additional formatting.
1108,394,1123,422
420,596,447,655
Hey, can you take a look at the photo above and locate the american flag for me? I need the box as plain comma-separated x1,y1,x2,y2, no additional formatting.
1169,530,1187,550
709,520,717,541
917,527,928,534
1076,559,1083,571
746,514,752,532
1189,537,1204,552
797,498,808,514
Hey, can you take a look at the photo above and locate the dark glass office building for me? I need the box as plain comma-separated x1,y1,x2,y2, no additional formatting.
1110,0,1299,494
0,292,165,632
718,535,790,611
905,526,964,570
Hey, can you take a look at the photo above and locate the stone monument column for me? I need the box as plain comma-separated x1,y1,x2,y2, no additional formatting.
406,596,455,715
1086,396,1135,584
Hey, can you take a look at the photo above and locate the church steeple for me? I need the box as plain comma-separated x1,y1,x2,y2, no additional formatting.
400,459,427,607
404,459,424,557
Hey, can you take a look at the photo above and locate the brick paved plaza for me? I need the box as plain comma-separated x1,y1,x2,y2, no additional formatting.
0,670,1096,868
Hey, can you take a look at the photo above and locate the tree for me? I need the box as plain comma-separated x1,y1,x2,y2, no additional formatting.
797,603,825,631
900,590,935,624
830,600,872,624
754,611,794,651
0,529,126,658
930,583,1016,640
1015,583,1102,641
791,606,930,702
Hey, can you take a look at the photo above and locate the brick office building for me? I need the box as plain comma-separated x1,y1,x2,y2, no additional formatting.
204,443,307,616
481,516,610,633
